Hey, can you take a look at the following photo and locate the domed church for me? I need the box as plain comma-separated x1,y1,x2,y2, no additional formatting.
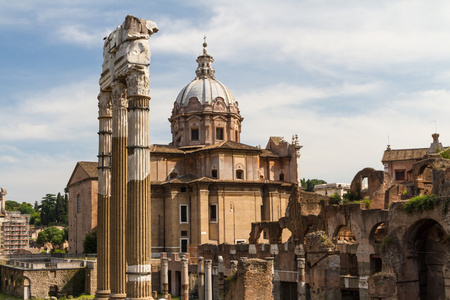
68,41,302,255
147,41,302,255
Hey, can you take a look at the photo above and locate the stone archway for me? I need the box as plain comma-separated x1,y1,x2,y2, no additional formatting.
23,277,31,300
403,219,447,300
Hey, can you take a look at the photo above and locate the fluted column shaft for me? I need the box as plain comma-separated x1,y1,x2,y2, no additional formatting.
205,260,213,300
110,82,128,300
95,91,112,300
197,257,205,300
297,257,306,300
161,256,169,298
181,256,189,300
126,68,153,300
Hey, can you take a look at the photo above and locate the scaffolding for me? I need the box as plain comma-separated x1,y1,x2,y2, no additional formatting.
1,211,30,255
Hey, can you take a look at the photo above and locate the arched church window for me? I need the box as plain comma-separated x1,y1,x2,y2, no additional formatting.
279,172,285,181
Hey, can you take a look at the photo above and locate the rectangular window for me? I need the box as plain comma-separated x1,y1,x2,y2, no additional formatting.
181,230,188,237
236,170,243,179
191,128,199,141
180,204,188,224
211,169,218,178
77,194,81,213
209,204,218,223
216,127,224,140
180,238,189,253
395,170,405,181
180,187,187,193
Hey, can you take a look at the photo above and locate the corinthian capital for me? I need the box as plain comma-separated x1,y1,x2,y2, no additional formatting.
98,91,112,118
126,68,150,98
111,81,128,109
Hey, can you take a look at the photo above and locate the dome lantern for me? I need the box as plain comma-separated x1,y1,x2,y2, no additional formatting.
170,40,243,148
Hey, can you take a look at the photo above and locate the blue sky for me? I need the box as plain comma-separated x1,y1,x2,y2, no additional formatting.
2,0,450,203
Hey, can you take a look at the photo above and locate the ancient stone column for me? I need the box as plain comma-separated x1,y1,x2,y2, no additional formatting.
205,260,213,300
125,67,153,299
161,255,169,299
181,255,189,300
110,81,128,300
297,257,306,300
218,256,224,300
198,257,205,300
95,91,112,300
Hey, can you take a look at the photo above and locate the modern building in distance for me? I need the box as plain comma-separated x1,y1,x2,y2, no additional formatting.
0,188,30,254
67,162,98,253
314,183,351,198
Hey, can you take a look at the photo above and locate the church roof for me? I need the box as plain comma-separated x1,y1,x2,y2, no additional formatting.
260,149,282,158
382,148,428,162
150,144,184,154
189,140,260,152
78,161,98,178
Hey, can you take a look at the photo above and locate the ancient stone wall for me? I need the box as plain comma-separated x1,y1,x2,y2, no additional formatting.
0,266,86,299
224,258,273,300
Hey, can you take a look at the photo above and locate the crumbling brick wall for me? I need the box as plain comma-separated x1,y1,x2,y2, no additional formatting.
0,266,86,299
224,258,273,300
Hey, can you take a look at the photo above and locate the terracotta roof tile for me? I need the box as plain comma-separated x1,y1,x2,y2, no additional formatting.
382,148,428,162
150,144,184,154
188,140,260,153
78,161,98,178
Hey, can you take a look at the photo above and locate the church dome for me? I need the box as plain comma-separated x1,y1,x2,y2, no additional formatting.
175,40,235,107
175,77,235,107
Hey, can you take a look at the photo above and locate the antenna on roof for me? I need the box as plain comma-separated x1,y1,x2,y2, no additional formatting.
431,120,437,133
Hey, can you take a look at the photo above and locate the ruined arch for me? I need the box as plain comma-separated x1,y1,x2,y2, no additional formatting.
333,225,357,244
401,218,448,299
23,277,31,300
369,222,388,244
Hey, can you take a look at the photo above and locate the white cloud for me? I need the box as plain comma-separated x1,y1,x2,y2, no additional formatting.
0,79,98,141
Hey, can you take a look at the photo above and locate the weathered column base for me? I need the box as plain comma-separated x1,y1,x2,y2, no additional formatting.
109,293,127,300
94,290,110,300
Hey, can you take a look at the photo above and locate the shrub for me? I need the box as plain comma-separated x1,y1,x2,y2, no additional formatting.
380,237,392,251
403,194,438,213
329,192,341,204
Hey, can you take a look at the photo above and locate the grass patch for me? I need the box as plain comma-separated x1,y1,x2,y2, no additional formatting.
0,292,21,300
403,194,438,213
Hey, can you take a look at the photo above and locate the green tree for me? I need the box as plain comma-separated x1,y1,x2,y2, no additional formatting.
18,202,35,215
55,192,68,225
30,212,41,225
39,194,56,226
5,200,20,211
301,178,327,192
83,231,97,254
36,226,65,247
